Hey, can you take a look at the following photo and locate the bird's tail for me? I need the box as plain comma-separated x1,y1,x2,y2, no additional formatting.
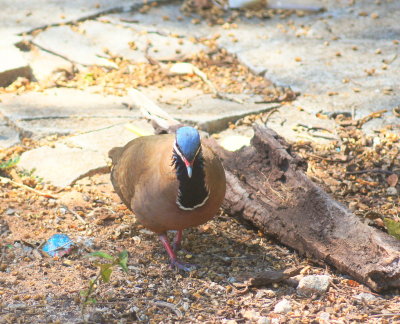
108,147,123,165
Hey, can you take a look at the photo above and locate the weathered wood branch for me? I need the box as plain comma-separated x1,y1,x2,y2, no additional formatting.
207,126,400,292
132,90,400,292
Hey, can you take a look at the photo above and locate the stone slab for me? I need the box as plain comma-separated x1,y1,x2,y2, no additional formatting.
215,126,254,151
263,103,339,143
0,123,20,149
138,86,279,133
107,5,213,38
33,21,205,66
0,0,143,36
112,1,400,137
18,143,108,188
0,88,140,138
0,45,33,87
64,119,154,156
17,120,154,187
21,46,73,82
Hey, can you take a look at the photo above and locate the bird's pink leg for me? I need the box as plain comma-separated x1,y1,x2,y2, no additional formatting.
158,233,197,271
172,230,183,252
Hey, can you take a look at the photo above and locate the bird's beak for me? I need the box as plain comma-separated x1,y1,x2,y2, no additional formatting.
183,158,194,178
186,165,193,178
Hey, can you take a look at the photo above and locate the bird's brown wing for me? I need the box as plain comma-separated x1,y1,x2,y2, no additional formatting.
109,134,175,212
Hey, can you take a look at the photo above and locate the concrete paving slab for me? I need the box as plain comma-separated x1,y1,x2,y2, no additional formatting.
21,46,73,82
0,88,140,138
16,120,154,187
112,1,400,136
263,103,338,143
0,0,148,85
1,0,143,36
138,86,279,133
107,5,213,38
0,122,20,149
64,119,154,156
215,125,254,151
18,143,108,188
33,21,205,66
0,45,33,87
32,25,118,67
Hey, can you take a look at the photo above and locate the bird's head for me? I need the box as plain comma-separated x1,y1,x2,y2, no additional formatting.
174,126,201,178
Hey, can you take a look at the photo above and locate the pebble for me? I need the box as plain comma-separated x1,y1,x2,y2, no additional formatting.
348,201,358,211
5,208,15,215
273,298,292,313
242,309,259,320
355,292,378,302
257,317,271,324
318,312,330,322
297,275,331,296
386,187,398,196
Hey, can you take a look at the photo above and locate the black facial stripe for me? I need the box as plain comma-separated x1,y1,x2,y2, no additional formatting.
172,148,209,209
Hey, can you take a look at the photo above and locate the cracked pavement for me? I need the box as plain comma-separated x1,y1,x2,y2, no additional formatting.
0,0,399,187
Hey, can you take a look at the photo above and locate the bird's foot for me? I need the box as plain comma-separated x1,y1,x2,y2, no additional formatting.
170,259,198,272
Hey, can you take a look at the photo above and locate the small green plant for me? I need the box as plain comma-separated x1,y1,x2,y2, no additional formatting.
80,250,129,318
384,218,400,240
0,156,20,170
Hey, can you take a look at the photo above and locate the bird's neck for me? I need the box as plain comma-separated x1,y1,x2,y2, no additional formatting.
172,149,209,211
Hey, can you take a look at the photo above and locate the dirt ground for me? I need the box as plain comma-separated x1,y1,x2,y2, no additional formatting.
1,30,399,323
0,124,399,323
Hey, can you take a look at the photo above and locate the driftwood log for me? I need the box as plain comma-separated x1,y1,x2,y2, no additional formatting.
133,90,400,292
207,126,400,292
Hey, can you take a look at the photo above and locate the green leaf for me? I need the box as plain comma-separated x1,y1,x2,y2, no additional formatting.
89,251,114,260
118,258,128,273
85,297,97,305
118,250,128,260
100,264,113,283
84,73,94,82
0,156,20,170
117,250,129,273
80,289,89,297
384,218,400,240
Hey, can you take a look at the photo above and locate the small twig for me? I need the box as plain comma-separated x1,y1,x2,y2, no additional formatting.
153,301,183,318
295,124,337,140
297,124,334,134
144,41,161,66
352,287,383,297
262,108,279,123
119,18,139,24
346,169,398,175
0,176,57,199
369,313,400,318
61,205,87,224
306,153,351,163
383,54,398,65
128,89,180,130
215,92,245,104
357,109,387,127
330,281,347,294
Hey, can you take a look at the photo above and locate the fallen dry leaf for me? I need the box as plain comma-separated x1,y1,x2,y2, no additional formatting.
386,174,398,187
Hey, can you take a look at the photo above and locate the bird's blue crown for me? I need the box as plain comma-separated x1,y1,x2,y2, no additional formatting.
175,126,201,162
